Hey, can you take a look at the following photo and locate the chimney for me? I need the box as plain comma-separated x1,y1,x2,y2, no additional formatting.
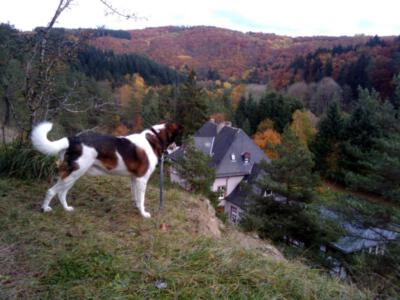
217,121,232,134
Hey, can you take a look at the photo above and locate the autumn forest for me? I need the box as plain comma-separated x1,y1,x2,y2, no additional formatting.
1,22,400,297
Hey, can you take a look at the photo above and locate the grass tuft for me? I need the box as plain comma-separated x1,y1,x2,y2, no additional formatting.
0,142,56,180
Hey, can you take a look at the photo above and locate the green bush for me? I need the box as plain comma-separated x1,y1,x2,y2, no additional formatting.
0,142,56,180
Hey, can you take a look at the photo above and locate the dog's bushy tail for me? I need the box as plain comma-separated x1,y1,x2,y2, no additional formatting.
31,122,69,156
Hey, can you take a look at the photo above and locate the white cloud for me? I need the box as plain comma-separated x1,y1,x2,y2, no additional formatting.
0,0,399,36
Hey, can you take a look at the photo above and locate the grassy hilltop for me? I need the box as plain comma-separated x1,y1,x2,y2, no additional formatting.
0,176,368,299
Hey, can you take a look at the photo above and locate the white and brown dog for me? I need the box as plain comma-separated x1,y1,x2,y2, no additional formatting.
31,121,182,218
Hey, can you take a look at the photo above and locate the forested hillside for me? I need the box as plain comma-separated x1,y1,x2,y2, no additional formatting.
92,26,400,94
1,22,399,298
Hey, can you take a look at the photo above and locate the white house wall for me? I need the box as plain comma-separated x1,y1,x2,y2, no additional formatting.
211,176,244,197
170,167,243,199
225,201,244,224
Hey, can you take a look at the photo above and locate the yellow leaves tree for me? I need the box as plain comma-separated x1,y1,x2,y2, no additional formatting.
117,84,133,107
230,84,246,108
254,128,282,160
290,110,317,148
256,118,275,133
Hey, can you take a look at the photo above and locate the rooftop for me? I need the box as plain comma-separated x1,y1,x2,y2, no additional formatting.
170,120,269,177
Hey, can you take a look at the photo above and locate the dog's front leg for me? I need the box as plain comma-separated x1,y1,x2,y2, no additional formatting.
132,178,151,218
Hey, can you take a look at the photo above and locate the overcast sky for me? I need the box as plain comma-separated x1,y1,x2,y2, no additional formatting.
1,0,399,36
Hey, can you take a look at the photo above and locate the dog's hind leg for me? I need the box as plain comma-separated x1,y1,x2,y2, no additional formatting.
42,145,96,212
57,181,75,211
42,173,80,212
41,180,61,212
56,148,96,211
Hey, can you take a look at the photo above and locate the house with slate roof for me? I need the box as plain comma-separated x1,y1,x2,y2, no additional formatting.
169,119,269,222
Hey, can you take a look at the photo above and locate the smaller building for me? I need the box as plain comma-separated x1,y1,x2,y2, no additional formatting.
169,119,270,214
320,207,398,255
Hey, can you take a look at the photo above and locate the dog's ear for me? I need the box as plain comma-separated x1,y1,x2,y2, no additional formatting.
166,122,183,133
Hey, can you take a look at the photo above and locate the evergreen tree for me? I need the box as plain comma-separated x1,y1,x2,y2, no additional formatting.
242,118,251,135
245,94,258,133
259,92,304,133
324,59,333,77
392,73,400,111
141,89,161,128
234,96,247,128
339,88,400,201
312,102,345,179
241,129,336,247
345,132,400,202
174,137,215,196
261,128,318,203
176,70,209,137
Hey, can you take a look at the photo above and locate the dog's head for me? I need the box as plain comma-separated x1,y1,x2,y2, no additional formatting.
151,121,184,149
165,121,184,145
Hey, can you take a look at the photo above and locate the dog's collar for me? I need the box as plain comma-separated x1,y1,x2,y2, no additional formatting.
150,127,167,156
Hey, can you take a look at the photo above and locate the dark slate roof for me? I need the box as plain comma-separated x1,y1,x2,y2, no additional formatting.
209,126,237,168
225,164,263,209
195,121,217,137
169,121,270,178
194,136,214,155
215,129,268,177
225,164,287,209
320,207,398,254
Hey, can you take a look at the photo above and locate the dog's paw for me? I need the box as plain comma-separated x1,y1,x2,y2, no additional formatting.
64,206,75,212
41,206,52,213
141,211,151,218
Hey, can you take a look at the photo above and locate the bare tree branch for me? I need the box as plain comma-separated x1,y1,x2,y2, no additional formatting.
98,0,141,20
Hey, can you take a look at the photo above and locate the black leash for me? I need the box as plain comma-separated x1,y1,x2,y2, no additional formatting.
150,127,167,211
159,154,164,211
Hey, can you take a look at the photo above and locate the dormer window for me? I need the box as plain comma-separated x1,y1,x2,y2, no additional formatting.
263,189,273,197
230,153,236,162
242,152,251,164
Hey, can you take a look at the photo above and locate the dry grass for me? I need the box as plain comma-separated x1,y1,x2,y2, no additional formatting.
0,176,369,299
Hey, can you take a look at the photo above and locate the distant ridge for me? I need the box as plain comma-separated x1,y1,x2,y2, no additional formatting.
90,26,388,85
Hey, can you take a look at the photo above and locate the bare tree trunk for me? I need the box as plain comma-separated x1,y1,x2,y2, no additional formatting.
24,0,74,137
1,93,10,145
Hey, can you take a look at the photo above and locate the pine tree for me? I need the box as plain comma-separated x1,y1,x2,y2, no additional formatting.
174,137,215,196
262,128,318,203
339,88,400,201
241,129,336,247
392,73,400,111
312,102,345,179
345,132,400,202
258,92,303,133
234,96,247,128
176,70,209,137
141,89,160,127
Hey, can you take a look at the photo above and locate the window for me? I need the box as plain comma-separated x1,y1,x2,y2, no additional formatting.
230,153,236,162
231,206,239,224
242,152,251,164
217,186,226,199
263,189,273,197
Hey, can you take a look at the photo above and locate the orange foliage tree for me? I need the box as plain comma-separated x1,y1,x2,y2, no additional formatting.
253,129,282,160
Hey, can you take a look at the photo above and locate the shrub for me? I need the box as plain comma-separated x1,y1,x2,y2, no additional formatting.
0,142,56,180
